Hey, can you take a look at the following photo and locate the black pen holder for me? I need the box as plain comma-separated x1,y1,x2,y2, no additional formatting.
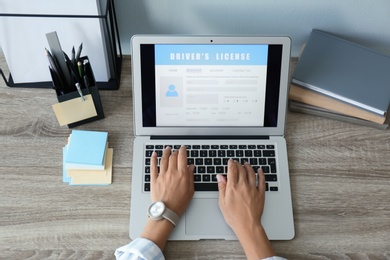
53,56,105,128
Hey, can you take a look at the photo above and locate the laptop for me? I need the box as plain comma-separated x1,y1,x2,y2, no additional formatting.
129,35,295,240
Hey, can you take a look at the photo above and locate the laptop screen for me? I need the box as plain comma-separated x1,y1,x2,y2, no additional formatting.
131,36,291,137
140,44,283,128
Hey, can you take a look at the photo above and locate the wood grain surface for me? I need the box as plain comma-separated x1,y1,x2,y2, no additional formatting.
0,55,389,260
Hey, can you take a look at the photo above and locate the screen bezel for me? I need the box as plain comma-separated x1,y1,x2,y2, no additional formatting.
131,35,291,137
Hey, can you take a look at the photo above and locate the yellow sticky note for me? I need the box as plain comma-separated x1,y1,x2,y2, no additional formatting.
67,148,113,185
52,94,97,126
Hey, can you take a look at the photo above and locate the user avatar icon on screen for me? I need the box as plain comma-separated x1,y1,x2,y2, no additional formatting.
166,84,178,97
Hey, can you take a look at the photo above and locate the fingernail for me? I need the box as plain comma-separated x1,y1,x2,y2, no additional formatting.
152,151,157,157
216,174,223,182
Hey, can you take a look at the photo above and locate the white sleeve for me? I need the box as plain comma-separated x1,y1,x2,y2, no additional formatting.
115,238,286,260
115,238,164,260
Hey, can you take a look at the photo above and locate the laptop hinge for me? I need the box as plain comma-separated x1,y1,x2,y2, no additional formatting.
151,135,270,140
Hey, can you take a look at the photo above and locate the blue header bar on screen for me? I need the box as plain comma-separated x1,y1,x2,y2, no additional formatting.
155,44,269,65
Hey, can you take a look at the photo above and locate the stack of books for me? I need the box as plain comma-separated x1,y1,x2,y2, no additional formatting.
289,29,390,129
63,130,113,185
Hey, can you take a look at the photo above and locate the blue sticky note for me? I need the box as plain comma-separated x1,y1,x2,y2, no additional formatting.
65,130,108,170
63,146,71,183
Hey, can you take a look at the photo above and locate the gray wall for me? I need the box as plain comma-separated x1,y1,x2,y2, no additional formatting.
115,0,390,57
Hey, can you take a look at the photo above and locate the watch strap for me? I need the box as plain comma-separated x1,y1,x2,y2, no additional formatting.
162,206,179,226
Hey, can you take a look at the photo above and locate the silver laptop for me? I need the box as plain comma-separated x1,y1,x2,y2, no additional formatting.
129,35,294,240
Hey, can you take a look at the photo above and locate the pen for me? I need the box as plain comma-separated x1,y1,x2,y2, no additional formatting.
45,48,67,92
71,46,76,67
49,66,64,96
82,59,91,92
75,42,83,61
46,31,72,90
45,48,56,71
83,59,89,74
64,51,82,87
75,83,85,101
83,75,90,93
83,59,94,86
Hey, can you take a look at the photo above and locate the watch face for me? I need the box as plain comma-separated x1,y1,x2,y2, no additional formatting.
149,201,165,218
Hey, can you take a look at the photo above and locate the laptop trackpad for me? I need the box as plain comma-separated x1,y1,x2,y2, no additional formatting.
185,198,233,236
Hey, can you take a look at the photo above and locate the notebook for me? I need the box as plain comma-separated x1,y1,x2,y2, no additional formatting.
129,35,295,240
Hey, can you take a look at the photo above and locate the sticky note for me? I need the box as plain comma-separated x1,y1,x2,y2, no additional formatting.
66,148,113,185
52,94,97,126
63,146,72,183
65,130,108,170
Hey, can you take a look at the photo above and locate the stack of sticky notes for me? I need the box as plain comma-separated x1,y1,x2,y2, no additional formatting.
63,130,113,185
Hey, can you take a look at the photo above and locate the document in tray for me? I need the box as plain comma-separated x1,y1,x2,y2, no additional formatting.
0,0,110,84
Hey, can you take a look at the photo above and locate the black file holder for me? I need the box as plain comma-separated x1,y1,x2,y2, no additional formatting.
0,0,122,90
54,56,105,128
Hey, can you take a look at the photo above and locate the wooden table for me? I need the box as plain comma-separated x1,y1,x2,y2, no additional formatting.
1,55,389,259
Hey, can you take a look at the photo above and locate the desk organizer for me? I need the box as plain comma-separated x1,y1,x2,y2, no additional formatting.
0,0,122,90
53,56,104,128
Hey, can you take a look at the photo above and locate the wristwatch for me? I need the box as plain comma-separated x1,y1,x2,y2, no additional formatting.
148,201,179,226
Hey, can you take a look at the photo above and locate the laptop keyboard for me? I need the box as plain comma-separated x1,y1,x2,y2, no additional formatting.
143,144,279,192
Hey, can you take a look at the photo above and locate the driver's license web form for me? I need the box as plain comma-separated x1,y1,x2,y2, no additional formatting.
154,44,269,127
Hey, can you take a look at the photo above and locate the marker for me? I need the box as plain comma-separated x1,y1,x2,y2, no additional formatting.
77,61,84,78
75,83,85,101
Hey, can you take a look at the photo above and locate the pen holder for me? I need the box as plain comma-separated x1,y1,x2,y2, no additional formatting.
51,56,105,128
